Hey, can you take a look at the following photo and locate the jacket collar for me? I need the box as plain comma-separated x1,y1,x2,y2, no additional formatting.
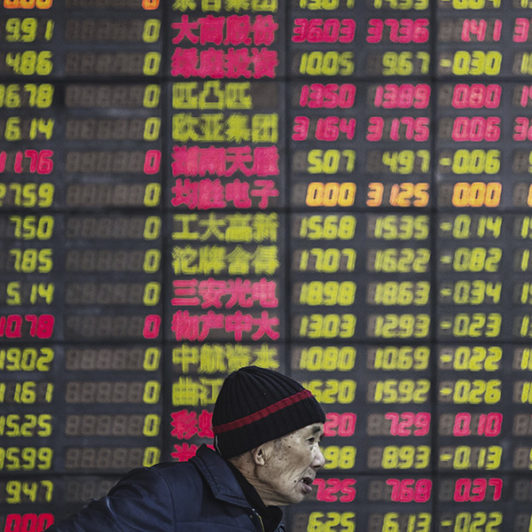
191,444,251,508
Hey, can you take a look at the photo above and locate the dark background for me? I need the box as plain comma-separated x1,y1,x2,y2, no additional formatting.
1,0,532,530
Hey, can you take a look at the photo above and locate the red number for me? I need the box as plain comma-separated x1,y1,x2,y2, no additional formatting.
324,412,357,437
143,315,161,339
0,315,22,338
4,513,53,532
461,19,487,42
514,18,531,42
293,19,356,43
36,149,54,174
367,18,428,44
519,86,532,107
489,477,503,500
451,84,501,109
367,19,383,43
292,116,309,141
460,18,500,42
385,412,430,436
292,19,307,42
367,116,384,141
314,478,357,502
514,117,532,141
479,413,503,437
413,412,431,436
13,149,53,174
452,412,503,437
315,117,356,141
388,18,429,44
373,84,430,109
452,117,500,142
144,150,160,174
454,478,502,502
386,478,432,502
339,20,356,43
299,84,356,108
412,19,430,43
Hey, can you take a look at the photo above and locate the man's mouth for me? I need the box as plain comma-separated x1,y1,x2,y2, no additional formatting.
300,476,314,494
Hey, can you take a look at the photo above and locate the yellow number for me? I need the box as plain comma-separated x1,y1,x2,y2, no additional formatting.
9,215,54,240
142,19,160,43
450,346,502,371
6,50,53,75
300,51,354,76
307,511,355,532
307,149,356,173
381,445,430,469
143,282,161,306
382,150,430,173
371,379,430,403
143,216,161,240
452,247,502,273
142,381,160,404
143,447,160,467
144,183,160,207
373,0,428,7
143,249,160,273
382,51,429,76
143,52,161,76
143,347,160,370
453,51,502,76
4,116,21,140
300,215,356,239
370,313,430,338
143,85,160,108
299,281,356,306
451,379,501,404
9,248,53,273
306,182,356,207
142,414,160,436
371,346,430,370
0,84,21,107
299,346,356,371
299,314,357,338
143,117,161,140
5,18,38,42
451,312,501,338
323,445,357,469
452,149,500,174
371,280,430,305
453,0,500,6
302,379,356,404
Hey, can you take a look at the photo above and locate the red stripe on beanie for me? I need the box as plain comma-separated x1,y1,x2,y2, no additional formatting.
212,389,313,435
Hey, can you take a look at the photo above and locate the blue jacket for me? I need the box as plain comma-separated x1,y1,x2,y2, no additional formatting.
46,445,285,532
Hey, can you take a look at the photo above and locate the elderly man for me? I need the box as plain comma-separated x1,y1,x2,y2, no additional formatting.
47,366,326,531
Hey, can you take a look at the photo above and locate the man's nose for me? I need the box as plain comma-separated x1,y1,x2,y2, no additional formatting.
312,446,326,469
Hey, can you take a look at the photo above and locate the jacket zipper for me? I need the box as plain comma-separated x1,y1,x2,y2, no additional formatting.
250,508,265,532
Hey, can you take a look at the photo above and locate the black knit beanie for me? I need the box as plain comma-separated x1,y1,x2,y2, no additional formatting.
212,366,325,458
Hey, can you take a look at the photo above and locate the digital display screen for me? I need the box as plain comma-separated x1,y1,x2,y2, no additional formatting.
2,0,532,530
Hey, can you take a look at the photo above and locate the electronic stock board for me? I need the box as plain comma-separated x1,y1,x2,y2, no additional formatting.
2,0,532,530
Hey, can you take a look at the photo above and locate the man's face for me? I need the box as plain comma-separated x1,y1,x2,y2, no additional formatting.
255,423,325,506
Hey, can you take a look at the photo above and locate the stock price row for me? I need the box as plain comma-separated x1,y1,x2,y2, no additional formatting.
4,0,532,531
2,1,532,78
1,212,532,341
5,80,532,209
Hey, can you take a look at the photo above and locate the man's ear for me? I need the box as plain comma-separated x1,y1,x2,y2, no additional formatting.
251,442,272,466
251,445,266,466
